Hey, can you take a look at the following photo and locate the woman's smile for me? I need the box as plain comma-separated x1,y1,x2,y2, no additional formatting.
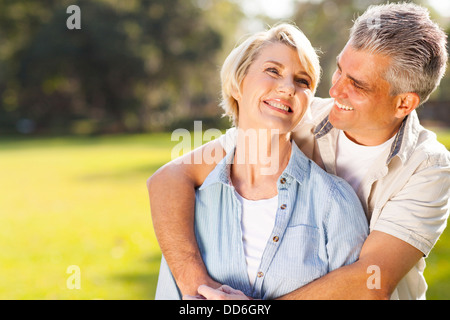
264,99,292,114
236,42,312,133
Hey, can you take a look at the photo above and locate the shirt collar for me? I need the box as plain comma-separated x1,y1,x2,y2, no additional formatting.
313,110,420,165
198,149,234,190
198,140,310,191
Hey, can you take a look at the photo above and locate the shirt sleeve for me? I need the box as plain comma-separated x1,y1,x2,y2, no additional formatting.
325,179,369,271
371,161,450,256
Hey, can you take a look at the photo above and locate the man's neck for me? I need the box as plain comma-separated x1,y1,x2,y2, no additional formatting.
343,125,401,146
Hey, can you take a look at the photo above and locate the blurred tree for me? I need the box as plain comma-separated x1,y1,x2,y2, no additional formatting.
0,0,447,134
0,0,242,134
15,1,148,133
0,0,57,132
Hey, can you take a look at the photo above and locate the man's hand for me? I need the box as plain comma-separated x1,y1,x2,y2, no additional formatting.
183,285,251,300
178,277,222,297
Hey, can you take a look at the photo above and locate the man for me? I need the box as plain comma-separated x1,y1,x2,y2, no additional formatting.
148,3,450,299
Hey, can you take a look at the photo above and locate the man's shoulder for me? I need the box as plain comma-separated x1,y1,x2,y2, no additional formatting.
413,125,450,165
310,97,334,121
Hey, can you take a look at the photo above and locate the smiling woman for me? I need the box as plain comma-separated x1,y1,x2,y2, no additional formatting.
152,23,369,300
234,42,312,135
219,23,321,128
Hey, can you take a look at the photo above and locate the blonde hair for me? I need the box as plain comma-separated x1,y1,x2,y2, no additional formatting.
220,23,321,126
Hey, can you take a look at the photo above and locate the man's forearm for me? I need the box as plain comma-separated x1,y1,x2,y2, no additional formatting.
276,260,389,300
148,164,215,295
148,141,226,295
276,231,423,300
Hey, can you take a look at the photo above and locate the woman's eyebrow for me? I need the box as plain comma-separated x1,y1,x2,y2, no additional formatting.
264,60,285,69
265,60,311,79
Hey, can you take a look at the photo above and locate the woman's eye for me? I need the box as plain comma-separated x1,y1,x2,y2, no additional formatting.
296,78,310,87
266,67,280,75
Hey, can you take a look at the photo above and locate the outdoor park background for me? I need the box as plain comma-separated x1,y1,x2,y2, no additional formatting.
0,0,449,299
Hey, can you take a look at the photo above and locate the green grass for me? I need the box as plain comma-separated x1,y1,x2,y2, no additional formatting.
423,128,450,299
0,129,449,299
0,133,176,299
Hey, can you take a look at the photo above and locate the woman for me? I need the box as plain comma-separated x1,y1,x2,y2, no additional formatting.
154,23,368,300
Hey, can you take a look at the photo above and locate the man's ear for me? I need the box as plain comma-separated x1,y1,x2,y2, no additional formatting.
395,92,420,118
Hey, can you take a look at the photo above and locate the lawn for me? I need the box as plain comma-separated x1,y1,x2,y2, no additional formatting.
0,129,449,299
0,133,175,299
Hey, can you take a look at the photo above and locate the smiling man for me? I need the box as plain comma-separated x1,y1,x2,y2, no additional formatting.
329,45,404,146
147,3,450,300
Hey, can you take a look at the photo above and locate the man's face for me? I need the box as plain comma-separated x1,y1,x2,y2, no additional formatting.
328,43,404,146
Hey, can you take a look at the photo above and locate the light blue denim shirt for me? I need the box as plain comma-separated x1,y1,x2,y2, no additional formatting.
155,141,368,300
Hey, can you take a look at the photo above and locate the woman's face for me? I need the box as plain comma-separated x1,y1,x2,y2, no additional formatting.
234,42,313,134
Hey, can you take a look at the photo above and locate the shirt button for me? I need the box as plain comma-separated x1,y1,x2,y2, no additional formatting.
280,178,286,184
273,236,279,242
280,204,287,210
257,271,264,278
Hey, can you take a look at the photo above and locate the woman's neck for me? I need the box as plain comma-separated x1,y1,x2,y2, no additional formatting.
231,128,292,200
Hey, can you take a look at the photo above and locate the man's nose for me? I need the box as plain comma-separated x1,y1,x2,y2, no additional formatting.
329,74,344,99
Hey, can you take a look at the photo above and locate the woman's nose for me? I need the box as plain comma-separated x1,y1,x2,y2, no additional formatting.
277,78,295,96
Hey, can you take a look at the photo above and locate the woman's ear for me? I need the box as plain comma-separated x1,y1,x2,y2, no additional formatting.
230,83,242,102
394,92,420,119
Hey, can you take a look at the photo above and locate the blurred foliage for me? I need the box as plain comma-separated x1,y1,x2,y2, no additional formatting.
0,0,242,134
264,0,450,104
0,0,448,134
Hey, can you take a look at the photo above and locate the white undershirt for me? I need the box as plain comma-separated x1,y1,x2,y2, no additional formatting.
227,129,394,286
235,191,278,286
336,130,395,193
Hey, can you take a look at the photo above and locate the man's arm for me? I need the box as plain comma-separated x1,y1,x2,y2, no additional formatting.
147,139,226,296
189,148,449,300
277,160,448,300
195,230,423,300
277,230,423,300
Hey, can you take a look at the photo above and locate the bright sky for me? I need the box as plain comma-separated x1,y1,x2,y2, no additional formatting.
428,0,450,17
239,0,296,19
240,0,450,19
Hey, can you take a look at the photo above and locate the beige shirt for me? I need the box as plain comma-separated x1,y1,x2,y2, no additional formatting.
219,97,450,299
295,97,450,299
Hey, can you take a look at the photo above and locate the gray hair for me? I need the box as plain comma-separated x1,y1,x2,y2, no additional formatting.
349,2,448,105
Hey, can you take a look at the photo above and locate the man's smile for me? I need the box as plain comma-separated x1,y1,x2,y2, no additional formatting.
335,100,354,111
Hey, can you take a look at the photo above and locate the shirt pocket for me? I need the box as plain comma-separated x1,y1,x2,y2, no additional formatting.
269,224,325,286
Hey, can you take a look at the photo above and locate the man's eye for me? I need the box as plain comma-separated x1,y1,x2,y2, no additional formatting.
352,81,363,90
